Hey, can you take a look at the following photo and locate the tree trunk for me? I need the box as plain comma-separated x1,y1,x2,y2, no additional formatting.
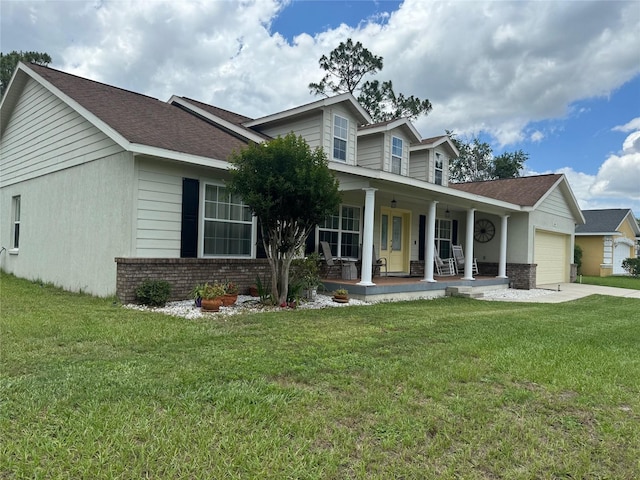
262,220,312,306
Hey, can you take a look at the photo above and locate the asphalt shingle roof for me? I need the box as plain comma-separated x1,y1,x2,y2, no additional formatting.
576,209,631,234
27,64,248,160
449,174,563,206
177,97,271,141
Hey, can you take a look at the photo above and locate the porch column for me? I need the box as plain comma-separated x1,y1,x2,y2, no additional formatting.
422,200,438,282
357,187,377,286
463,208,476,280
497,214,509,278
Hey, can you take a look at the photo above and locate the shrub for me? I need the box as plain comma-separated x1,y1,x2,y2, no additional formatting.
574,244,583,274
135,279,172,307
621,257,640,277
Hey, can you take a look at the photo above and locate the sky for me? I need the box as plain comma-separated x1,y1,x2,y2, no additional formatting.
2,0,639,214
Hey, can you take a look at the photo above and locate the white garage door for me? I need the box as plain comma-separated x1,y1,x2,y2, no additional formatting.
613,242,630,274
535,230,569,285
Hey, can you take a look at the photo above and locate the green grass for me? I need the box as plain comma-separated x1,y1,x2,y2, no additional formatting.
1,272,639,479
577,274,640,290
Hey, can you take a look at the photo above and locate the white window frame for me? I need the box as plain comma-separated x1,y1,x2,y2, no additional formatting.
10,195,20,253
201,183,255,258
435,152,443,185
333,114,348,162
391,136,403,174
435,218,452,259
318,204,361,259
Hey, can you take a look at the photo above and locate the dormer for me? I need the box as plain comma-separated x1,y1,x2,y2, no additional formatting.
356,118,421,176
243,93,371,167
409,135,459,186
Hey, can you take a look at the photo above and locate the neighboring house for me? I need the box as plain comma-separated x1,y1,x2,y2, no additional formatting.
575,209,640,276
1,63,585,301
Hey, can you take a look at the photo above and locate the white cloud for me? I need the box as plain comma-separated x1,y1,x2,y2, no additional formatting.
613,117,640,134
530,125,640,212
590,128,640,200
3,0,638,135
530,131,544,143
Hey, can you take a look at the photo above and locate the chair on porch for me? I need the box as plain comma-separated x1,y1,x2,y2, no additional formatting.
320,241,357,279
452,244,479,275
434,245,456,276
372,245,387,277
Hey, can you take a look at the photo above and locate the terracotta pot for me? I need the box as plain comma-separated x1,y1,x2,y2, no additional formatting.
222,294,238,306
201,298,223,312
249,285,259,297
333,294,349,303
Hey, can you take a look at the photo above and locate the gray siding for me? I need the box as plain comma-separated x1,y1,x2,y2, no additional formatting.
357,135,383,169
409,150,429,181
0,77,124,187
260,111,322,149
135,160,184,258
536,187,572,217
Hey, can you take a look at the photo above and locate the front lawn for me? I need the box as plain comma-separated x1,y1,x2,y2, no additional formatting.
577,274,640,290
1,272,639,479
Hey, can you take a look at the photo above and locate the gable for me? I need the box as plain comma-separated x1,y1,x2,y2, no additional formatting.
1,76,123,187
536,186,573,218
618,212,640,239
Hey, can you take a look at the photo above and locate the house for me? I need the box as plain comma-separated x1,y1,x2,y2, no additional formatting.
1,63,585,302
575,209,640,276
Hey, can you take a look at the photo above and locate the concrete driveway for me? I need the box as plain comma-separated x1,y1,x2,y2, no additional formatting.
524,283,640,303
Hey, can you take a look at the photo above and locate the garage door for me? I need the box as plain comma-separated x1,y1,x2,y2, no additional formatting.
535,230,569,285
613,242,630,274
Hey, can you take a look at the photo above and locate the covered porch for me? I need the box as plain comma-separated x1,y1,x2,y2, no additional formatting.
321,273,510,302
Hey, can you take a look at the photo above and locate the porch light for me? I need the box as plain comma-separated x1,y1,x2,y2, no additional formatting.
445,206,451,218
391,197,397,208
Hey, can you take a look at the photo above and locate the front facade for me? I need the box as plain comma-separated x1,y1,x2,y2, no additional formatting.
575,209,640,276
1,63,585,300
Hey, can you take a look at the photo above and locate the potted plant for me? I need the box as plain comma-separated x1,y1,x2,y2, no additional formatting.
332,288,349,303
190,283,206,308
222,281,239,306
295,253,322,301
200,282,226,312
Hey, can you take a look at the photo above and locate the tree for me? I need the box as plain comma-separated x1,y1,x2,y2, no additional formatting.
448,133,494,183
1,51,52,97
492,150,528,179
309,38,382,97
448,131,528,183
309,39,432,123
227,133,342,305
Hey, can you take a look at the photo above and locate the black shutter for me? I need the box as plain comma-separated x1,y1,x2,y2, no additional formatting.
180,178,199,258
305,229,315,255
452,219,458,245
419,215,426,261
256,219,267,258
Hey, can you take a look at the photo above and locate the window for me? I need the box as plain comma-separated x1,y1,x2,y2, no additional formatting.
435,153,443,185
11,196,20,250
319,205,361,258
391,136,403,174
333,115,348,161
435,218,452,259
203,185,253,256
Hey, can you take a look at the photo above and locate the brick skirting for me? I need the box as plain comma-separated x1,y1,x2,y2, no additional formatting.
115,257,273,304
480,262,537,289
411,260,537,289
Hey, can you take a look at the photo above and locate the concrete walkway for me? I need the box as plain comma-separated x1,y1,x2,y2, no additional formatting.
526,283,640,303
